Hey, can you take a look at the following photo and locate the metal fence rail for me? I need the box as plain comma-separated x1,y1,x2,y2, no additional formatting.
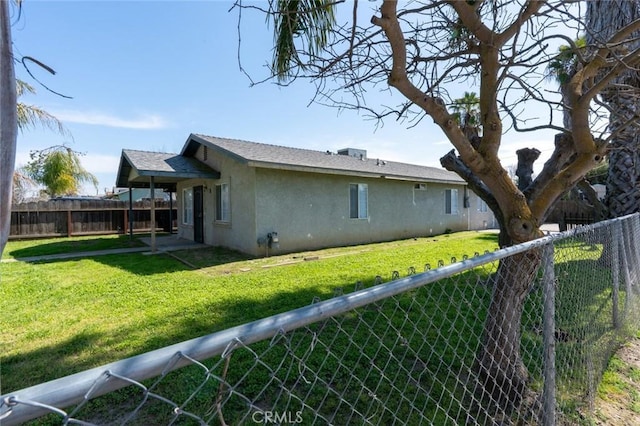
2,214,639,425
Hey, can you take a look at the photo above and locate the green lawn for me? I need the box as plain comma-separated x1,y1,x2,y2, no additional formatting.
1,231,628,424
1,231,499,395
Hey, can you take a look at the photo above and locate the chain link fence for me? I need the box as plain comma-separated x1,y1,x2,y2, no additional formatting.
2,214,640,425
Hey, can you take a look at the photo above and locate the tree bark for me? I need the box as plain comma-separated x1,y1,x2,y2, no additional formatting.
606,143,640,218
472,251,542,418
0,0,17,257
515,148,541,191
586,0,640,219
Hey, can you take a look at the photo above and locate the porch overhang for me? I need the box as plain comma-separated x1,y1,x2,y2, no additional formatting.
115,149,220,191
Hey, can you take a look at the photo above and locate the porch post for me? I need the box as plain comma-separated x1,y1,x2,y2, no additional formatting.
150,176,156,253
168,189,173,235
128,186,133,240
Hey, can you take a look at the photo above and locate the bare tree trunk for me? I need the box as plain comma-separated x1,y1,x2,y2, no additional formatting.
471,250,542,419
445,148,544,417
515,148,541,191
0,0,17,257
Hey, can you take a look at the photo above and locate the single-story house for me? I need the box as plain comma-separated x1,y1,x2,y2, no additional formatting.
116,134,496,256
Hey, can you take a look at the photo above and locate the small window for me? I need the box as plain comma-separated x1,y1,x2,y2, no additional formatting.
349,183,368,219
445,189,459,215
183,188,193,225
478,197,488,212
203,146,208,161
215,183,230,222
414,183,427,190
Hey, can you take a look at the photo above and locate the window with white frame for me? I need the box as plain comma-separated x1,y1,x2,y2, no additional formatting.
445,188,459,215
215,183,230,222
478,197,488,212
349,183,368,219
183,188,193,225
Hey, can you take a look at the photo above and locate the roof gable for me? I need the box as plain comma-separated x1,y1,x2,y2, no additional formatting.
116,149,220,189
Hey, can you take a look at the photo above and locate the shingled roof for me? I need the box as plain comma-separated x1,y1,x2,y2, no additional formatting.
116,149,220,190
183,134,464,184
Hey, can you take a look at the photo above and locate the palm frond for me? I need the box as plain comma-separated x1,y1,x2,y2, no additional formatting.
16,78,68,135
545,37,586,85
16,78,35,97
271,0,336,81
17,102,66,134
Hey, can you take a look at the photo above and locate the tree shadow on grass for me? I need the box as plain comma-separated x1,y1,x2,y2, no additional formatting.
0,281,338,395
1,268,494,425
8,243,255,275
22,252,193,275
6,235,145,259
169,246,255,269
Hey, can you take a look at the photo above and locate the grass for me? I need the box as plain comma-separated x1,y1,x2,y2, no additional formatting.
1,231,498,395
2,234,146,259
1,230,634,424
599,355,640,407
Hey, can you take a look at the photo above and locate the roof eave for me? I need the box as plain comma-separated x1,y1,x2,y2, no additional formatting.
246,161,465,184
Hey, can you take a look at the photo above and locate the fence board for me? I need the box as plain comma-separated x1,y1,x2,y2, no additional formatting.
9,200,177,239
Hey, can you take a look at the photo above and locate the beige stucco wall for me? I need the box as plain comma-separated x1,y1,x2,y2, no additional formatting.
467,191,498,230
175,144,496,256
176,145,258,254
252,168,493,256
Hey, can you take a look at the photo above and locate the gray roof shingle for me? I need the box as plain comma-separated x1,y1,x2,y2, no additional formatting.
116,149,220,188
185,134,464,184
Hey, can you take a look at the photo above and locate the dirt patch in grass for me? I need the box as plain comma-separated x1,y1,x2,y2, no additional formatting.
594,338,640,425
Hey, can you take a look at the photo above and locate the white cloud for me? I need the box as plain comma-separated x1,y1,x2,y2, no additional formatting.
80,153,121,173
53,110,169,129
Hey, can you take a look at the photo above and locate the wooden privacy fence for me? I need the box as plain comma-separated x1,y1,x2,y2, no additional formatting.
10,199,177,239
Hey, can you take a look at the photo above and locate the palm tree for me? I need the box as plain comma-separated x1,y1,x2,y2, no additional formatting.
24,145,98,197
546,38,587,129
450,91,481,140
13,79,70,201
586,0,640,218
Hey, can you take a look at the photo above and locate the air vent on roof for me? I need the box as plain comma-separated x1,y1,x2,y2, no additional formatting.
337,148,367,160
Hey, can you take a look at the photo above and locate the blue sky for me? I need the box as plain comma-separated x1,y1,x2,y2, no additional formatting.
12,0,561,195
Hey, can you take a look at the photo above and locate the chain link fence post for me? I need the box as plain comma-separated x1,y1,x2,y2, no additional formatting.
612,220,621,329
542,242,556,426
